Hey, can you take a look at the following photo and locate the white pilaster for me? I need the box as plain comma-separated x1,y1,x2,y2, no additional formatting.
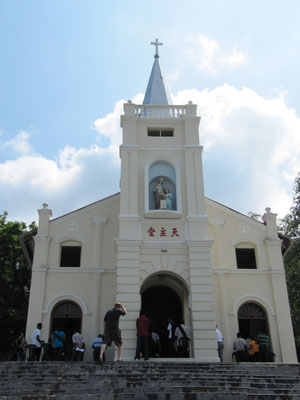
188,240,219,362
91,217,107,268
26,203,52,342
33,203,52,268
262,207,297,362
91,271,104,335
215,271,231,361
115,240,142,360
210,218,225,268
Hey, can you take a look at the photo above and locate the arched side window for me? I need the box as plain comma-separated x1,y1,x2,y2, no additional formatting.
51,300,83,319
148,161,177,211
238,302,269,340
235,242,257,269
60,240,82,268
50,300,83,361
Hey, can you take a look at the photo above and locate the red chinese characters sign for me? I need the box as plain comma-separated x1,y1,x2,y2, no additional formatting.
147,226,180,238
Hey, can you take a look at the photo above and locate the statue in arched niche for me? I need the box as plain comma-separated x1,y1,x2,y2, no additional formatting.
153,177,165,209
164,188,173,210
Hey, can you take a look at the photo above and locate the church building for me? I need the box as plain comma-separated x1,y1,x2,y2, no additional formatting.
25,40,297,362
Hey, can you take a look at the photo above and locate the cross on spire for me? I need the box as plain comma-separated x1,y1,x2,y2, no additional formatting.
151,38,163,58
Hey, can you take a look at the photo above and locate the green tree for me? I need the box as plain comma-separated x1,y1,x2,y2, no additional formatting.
281,173,300,238
284,239,300,336
0,212,36,359
247,211,262,221
281,173,300,353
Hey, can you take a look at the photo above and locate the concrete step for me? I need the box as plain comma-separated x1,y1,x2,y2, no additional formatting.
0,392,299,400
0,361,300,400
0,375,299,387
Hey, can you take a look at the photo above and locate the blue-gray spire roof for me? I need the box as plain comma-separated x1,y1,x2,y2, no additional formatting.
143,40,172,105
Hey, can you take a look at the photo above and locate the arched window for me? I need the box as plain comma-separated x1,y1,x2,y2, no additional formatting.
148,161,176,211
51,301,82,319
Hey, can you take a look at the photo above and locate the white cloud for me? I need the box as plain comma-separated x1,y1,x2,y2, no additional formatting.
93,99,124,157
173,85,300,216
185,34,248,75
0,85,299,224
93,93,144,156
2,130,34,155
0,144,120,223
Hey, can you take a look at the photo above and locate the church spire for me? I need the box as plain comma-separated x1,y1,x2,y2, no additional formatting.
143,38,172,105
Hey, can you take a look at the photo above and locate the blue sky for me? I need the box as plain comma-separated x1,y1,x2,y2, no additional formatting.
1,0,300,224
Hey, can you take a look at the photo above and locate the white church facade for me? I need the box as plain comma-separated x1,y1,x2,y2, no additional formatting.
25,41,297,362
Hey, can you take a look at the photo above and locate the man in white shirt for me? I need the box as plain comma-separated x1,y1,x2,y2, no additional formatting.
72,331,85,361
175,321,191,357
233,332,248,362
32,323,43,361
150,331,161,357
216,326,224,362
167,318,176,357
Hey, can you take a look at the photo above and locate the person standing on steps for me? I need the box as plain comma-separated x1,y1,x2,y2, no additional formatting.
134,310,150,361
72,330,85,361
99,302,127,362
32,323,43,361
15,332,27,361
257,329,271,362
167,317,176,357
216,326,224,362
233,332,248,362
92,334,105,361
175,321,191,358
51,327,65,361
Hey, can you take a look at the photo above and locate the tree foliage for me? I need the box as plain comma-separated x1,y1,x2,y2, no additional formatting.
284,239,300,336
0,212,36,358
247,212,262,221
281,173,300,347
281,173,300,238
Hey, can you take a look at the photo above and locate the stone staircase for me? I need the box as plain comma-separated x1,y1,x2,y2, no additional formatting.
0,361,300,399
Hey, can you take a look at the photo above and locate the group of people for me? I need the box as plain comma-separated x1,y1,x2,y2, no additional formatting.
95,303,191,362
20,303,273,364
21,303,127,362
96,303,191,361
134,313,191,360
29,323,87,361
166,318,191,358
233,330,274,362
27,303,189,363
217,327,273,363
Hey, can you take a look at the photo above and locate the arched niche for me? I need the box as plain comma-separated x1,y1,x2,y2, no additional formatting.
148,161,177,211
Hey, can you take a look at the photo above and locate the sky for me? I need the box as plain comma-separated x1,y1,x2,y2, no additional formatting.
1,0,300,225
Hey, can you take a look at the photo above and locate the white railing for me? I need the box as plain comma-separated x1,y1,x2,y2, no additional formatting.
135,105,186,118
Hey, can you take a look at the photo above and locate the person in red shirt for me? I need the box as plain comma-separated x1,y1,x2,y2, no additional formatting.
134,310,150,360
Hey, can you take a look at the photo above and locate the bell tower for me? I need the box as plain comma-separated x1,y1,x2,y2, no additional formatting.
116,40,218,361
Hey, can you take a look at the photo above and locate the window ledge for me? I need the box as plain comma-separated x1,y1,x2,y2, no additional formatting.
145,210,182,219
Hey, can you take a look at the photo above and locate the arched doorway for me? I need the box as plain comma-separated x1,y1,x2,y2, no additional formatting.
141,273,188,357
238,302,269,339
50,301,82,360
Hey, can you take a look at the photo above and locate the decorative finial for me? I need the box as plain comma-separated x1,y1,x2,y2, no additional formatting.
151,38,163,58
